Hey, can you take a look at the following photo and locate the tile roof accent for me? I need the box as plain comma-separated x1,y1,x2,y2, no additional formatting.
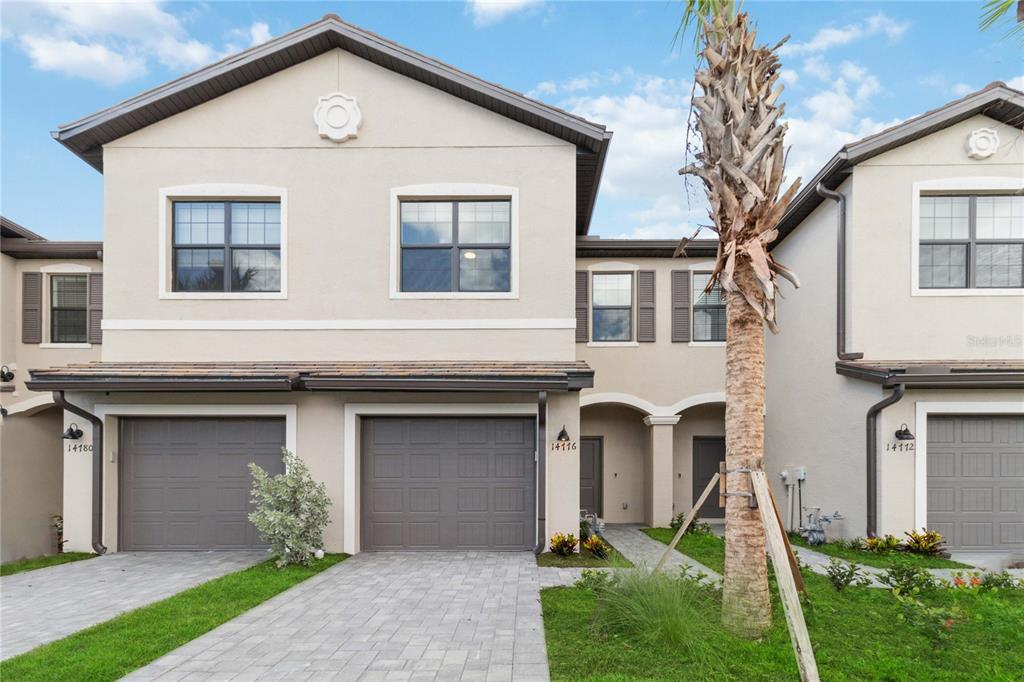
836,358,1024,388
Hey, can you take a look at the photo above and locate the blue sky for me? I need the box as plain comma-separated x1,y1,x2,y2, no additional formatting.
1,1,1021,241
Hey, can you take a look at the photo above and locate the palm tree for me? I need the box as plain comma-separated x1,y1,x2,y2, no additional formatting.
980,0,1024,41
676,2,801,637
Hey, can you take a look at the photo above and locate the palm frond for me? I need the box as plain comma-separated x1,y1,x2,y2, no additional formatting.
980,0,1024,41
675,0,739,53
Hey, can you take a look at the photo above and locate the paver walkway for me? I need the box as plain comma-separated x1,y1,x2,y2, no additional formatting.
601,524,722,584
0,551,264,660
126,551,551,681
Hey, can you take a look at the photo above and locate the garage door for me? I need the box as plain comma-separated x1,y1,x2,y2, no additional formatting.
927,415,1024,551
361,417,536,550
120,417,285,550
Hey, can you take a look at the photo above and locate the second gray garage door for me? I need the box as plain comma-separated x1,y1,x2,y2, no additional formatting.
120,417,285,551
362,417,536,550
927,415,1024,551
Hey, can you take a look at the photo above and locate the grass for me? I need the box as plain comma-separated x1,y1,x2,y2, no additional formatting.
537,544,633,568
642,527,725,573
542,533,1024,681
786,533,972,569
1,552,96,577
0,554,347,681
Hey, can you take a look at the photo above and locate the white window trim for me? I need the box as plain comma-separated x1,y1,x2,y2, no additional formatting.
688,341,726,347
589,270,636,345
587,341,640,348
342,402,538,554
389,184,519,299
101,318,575,331
587,261,639,272
691,270,726,344
158,184,288,300
910,177,1024,297
39,267,93,348
912,400,1024,531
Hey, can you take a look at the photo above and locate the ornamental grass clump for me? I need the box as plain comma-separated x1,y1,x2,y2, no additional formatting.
249,450,332,568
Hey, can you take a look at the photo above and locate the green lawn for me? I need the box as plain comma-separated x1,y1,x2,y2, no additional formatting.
0,554,347,682
1,552,96,577
642,527,725,573
537,544,633,568
542,534,1024,681
786,533,972,569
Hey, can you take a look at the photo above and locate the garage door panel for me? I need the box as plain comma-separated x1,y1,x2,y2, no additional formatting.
961,418,994,442
961,488,994,512
495,453,527,478
1001,452,1024,477
408,488,440,512
1001,523,1024,544
1001,488,1024,512
928,451,956,477
408,454,440,478
120,417,284,551
407,522,441,547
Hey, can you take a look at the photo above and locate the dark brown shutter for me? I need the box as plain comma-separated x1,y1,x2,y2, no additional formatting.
637,270,656,342
87,273,103,344
575,270,589,343
671,270,691,343
22,272,43,344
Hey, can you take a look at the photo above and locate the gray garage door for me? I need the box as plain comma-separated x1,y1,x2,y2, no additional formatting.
927,415,1024,551
120,417,285,551
361,417,536,551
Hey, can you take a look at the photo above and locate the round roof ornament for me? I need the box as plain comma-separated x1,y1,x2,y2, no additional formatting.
314,92,362,143
965,127,999,160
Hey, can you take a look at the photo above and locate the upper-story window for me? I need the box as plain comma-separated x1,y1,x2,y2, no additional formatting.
919,195,1024,289
399,200,511,292
692,272,726,342
172,201,281,292
50,274,88,343
592,273,633,341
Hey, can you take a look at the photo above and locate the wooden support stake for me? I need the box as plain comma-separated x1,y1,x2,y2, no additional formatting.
653,472,719,573
750,470,820,682
718,460,727,509
767,480,807,595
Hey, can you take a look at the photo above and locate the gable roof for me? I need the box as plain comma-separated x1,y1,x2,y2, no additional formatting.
1,215,103,259
773,82,1024,246
52,14,613,234
1,216,43,240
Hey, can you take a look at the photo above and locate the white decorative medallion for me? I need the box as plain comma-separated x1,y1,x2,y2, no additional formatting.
965,127,999,160
314,92,362,143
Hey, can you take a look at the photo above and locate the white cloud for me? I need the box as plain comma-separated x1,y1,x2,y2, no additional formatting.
466,0,543,27
802,55,831,81
951,83,974,96
1004,75,1024,91
778,69,799,86
19,34,146,85
248,22,272,46
780,12,909,57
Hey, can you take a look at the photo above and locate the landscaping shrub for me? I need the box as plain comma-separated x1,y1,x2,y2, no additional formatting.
669,513,713,535
583,535,610,559
249,450,332,568
575,568,613,592
580,518,592,540
903,528,945,555
865,534,901,553
825,557,872,592
979,571,1024,591
834,536,865,551
879,562,939,593
549,532,578,557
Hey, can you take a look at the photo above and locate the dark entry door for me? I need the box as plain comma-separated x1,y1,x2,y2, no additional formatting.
693,436,726,519
361,417,536,550
580,437,603,516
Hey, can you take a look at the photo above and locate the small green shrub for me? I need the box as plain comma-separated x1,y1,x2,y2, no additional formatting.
880,562,939,592
865,534,901,553
579,518,592,540
583,535,610,559
904,528,945,555
834,536,865,551
549,532,578,557
669,513,713,535
575,568,613,592
825,557,872,591
979,571,1023,591
892,590,962,645
248,450,332,568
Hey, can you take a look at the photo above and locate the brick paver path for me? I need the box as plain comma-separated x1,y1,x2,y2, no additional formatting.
126,551,551,681
0,551,264,660
601,524,722,584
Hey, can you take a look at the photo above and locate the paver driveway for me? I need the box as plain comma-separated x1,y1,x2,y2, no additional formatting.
127,551,550,681
0,551,264,660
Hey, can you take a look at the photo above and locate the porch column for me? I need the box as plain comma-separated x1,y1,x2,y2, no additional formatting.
643,415,679,527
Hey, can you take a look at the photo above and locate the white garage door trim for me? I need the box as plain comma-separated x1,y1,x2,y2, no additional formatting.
914,401,1024,530
343,403,538,554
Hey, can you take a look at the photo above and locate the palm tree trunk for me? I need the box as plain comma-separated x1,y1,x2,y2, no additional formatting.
721,263,772,637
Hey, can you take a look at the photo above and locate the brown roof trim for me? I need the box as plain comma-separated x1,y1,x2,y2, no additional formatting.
25,377,297,392
836,360,1024,389
1,238,103,260
576,238,719,259
1,216,44,240
773,82,1024,248
51,14,611,234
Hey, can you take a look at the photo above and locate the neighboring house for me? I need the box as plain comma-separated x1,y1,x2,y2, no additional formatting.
0,216,103,561
19,15,729,556
765,83,1024,566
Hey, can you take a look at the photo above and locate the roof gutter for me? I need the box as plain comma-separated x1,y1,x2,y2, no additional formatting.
865,384,905,538
534,390,547,555
52,391,107,555
815,183,863,361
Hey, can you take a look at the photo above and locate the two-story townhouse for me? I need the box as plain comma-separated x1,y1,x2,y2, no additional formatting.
765,83,1024,568
1,216,103,561
22,15,728,557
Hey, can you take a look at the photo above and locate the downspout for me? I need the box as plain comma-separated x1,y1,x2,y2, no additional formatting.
864,384,905,538
53,391,107,555
534,390,547,555
815,183,863,361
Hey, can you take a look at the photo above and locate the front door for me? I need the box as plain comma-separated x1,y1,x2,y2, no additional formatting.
580,436,603,516
693,436,726,519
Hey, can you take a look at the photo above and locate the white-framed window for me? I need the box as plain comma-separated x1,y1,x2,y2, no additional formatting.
389,184,519,299
591,272,633,342
49,274,88,343
158,184,288,300
692,272,726,342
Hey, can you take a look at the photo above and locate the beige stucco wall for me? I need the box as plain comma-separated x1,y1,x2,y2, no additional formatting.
849,115,1024,360
580,404,648,523
672,403,725,515
0,407,63,561
545,391,581,544
100,48,576,363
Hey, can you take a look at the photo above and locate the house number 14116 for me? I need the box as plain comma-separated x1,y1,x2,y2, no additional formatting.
551,441,577,452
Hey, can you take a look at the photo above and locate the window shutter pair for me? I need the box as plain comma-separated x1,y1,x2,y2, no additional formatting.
575,271,589,342
576,270,657,342
21,272,103,344
671,270,691,342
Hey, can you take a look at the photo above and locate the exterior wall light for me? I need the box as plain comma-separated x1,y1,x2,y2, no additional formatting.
894,424,915,441
556,426,571,442
63,423,84,440
0,365,13,382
